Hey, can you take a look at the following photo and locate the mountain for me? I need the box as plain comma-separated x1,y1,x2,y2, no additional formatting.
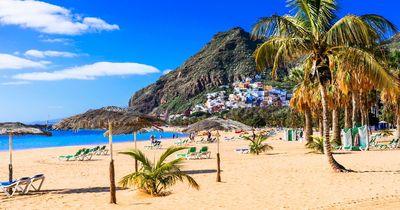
128,27,263,114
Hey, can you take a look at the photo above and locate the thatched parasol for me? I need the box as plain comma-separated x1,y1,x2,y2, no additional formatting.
183,117,253,182
0,122,51,182
182,117,252,133
54,106,165,204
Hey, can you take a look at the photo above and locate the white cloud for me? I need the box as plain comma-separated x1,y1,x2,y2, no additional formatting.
13,62,160,81
1,81,30,85
0,0,119,35
24,49,79,58
0,54,45,69
41,38,71,44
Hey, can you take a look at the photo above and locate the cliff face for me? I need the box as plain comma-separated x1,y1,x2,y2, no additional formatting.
384,32,400,50
128,27,262,114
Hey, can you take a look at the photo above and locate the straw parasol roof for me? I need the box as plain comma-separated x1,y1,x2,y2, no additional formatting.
0,122,51,136
54,106,165,132
182,117,253,133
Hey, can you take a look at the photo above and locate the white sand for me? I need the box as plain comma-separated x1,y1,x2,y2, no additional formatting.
0,131,399,210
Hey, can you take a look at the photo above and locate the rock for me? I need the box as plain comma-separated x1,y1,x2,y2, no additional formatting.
128,27,263,114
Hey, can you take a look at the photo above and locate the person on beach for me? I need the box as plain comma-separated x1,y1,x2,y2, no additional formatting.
252,129,256,140
207,131,212,142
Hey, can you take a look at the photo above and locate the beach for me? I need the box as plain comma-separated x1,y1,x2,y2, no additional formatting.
0,131,399,210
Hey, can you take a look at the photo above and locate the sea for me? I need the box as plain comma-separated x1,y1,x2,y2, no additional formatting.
0,130,186,151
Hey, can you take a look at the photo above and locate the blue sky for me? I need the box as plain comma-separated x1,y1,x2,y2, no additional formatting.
0,0,399,122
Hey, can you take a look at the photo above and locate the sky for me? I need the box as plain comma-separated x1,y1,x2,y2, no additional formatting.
0,0,399,122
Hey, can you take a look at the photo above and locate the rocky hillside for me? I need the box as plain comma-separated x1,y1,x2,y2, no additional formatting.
383,32,400,50
128,27,263,114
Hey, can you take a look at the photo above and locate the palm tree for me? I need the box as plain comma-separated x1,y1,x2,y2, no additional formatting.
288,67,314,143
381,51,400,139
242,134,273,155
118,147,199,196
251,0,398,172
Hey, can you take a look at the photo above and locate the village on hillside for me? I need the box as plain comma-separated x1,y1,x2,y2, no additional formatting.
190,75,292,114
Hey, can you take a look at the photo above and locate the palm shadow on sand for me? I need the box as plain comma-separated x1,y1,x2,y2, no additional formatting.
182,169,218,175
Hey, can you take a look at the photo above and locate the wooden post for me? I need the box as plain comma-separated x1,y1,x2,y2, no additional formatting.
134,131,138,172
8,133,13,182
108,122,117,204
216,131,221,182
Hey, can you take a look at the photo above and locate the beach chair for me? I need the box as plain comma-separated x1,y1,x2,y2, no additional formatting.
387,139,399,149
176,147,197,160
98,145,109,155
369,135,388,150
197,146,211,159
174,139,188,145
58,149,85,161
27,174,45,192
89,146,100,155
0,181,19,197
79,149,93,161
15,177,32,194
235,148,250,154
194,137,204,144
144,141,162,150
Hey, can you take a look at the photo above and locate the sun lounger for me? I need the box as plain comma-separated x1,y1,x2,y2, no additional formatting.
79,149,93,161
0,181,19,197
144,141,162,150
28,174,45,192
174,139,188,145
387,139,399,149
15,174,45,194
176,147,198,160
235,148,250,154
58,149,85,161
197,146,211,159
15,177,31,194
98,145,109,155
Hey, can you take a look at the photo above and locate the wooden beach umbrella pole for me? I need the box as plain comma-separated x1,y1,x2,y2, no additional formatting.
9,133,13,182
108,122,117,204
216,131,221,182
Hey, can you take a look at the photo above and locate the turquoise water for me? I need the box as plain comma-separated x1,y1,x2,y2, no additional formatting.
0,130,186,151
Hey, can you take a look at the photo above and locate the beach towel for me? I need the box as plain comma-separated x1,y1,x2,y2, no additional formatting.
358,126,369,150
341,129,352,148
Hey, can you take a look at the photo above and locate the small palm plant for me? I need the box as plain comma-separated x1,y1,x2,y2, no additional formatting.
242,134,273,155
118,146,199,196
305,136,325,154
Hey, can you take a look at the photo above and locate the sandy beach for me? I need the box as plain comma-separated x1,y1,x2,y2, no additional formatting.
0,131,399,210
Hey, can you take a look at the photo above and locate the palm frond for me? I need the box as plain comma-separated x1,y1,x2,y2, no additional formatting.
254,37,311,77
119,149,153,169
156,146,187,169
325,15,380,47
361,14,397,40
332,46,400,90
251,14,310,39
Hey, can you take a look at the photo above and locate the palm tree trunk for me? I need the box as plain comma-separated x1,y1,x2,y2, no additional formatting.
352,91,361,127
344,104,352,128
318,116,324,137
319,83,348,172
332,108,340,145
397,104,400,140
304,106,313,143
